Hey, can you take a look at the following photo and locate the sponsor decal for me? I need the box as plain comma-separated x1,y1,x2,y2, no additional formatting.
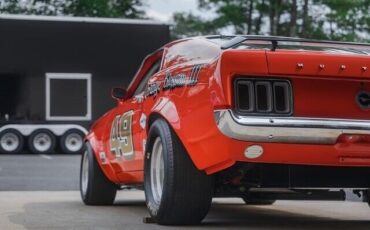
140,113,147,129
163,72,189,89
146,64,203,97
99,152,107,164
110,111,134,160
147,82,161,96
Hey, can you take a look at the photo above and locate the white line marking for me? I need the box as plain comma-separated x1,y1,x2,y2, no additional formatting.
39,154,53,160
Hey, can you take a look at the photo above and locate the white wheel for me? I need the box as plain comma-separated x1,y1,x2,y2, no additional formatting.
0,129,24,154
60,129,85,154
33,133,52,152
81,149,89,197
65,133,83,152
28,129,56,154
150,137,165,204
1,133,20,152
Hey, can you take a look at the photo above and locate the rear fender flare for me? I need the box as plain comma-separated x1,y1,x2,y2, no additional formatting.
146,96,234,174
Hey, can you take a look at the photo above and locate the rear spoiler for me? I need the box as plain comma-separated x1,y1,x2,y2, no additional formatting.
206,35,370,52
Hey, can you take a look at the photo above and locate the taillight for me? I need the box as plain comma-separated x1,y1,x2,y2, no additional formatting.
337,134,370,144
234,78,292,116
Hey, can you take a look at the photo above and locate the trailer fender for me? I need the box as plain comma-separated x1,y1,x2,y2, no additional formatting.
0,124,88,136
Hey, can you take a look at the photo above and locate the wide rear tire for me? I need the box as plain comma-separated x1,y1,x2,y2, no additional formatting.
80,142,117,205
144,118,214,225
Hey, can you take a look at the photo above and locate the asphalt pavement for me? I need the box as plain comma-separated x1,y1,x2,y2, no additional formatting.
1,191,370,230
1,154,370,229
0,154,80,191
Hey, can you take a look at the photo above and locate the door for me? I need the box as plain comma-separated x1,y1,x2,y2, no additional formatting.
105,58,162,173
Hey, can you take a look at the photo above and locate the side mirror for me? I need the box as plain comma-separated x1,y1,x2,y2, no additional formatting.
111,87,128,100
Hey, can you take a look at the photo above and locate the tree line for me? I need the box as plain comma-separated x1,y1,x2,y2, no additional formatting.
0,0,145,18
0,0,369,42
172,0,370,42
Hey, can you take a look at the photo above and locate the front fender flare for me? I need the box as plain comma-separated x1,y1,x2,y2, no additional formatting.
85,133,120,182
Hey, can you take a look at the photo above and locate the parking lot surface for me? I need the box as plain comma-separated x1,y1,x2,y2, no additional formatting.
1,154,370,229
0,154,80,191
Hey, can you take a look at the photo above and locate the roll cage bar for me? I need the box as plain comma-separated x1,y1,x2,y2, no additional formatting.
206,35,370,52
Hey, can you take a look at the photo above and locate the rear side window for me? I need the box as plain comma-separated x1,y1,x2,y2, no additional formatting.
134,60,161,96
163,39,220,69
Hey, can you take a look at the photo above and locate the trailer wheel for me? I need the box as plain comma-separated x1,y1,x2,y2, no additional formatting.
0,129,24,154
28,129,56,154
80,142,117,205
144,118,214,225
60,129,85,154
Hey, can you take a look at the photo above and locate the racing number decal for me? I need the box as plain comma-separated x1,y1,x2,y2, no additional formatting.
110,111,134,160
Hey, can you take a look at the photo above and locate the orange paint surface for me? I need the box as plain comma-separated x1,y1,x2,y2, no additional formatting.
86,37,370,184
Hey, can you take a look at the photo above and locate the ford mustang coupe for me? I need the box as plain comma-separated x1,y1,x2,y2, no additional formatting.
80,35,370,225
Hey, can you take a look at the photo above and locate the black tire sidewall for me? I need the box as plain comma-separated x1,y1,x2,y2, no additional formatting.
80,142,117,205
60,129,85,154
144,119,171,219
0,129,24,154
28,129,56,154
80,142,93,202
144,118,214,224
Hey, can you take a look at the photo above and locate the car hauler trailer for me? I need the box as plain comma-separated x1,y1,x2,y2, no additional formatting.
0,14,169,154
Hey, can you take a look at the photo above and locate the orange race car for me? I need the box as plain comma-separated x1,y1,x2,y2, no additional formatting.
80,35,370,225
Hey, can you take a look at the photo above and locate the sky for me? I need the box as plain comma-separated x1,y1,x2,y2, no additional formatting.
145,0,208,22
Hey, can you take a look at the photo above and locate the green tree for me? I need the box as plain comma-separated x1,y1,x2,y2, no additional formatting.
171,12,217,37
66,0,145,18
198,0,254,34
0,0,145,18
317,0,370,41
172,0,370,42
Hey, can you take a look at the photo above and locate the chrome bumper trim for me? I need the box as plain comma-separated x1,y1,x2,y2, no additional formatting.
214,110,370,144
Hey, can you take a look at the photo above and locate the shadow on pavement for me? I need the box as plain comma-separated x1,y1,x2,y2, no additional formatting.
8,200,370,230
205,203,370,229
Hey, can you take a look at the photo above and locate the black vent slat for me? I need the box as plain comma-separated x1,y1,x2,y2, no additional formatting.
234,78,292,116
236,81,254,112
274,82,290,113
256,82,272,112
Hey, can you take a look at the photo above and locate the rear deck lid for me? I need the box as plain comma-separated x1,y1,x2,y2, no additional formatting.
266,50,370,78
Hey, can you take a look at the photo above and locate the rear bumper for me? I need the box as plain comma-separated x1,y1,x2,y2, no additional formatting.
214,109,370,144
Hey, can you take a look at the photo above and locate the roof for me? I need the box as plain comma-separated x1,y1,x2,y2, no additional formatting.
0,14,167,26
